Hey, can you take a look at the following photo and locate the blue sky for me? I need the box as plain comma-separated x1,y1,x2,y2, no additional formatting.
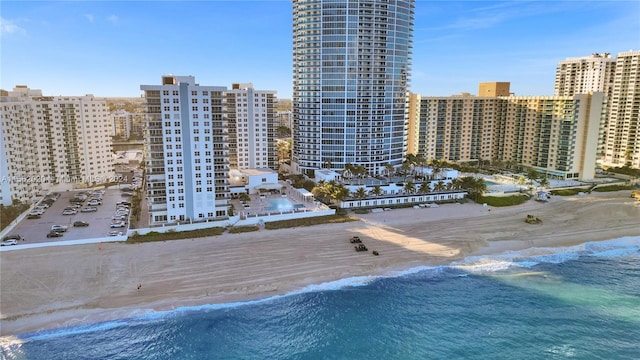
2,1,639,99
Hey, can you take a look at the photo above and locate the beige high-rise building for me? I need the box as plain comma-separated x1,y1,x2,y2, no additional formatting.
478,82,511,97
0,86,114,205
601,50,640,169
415,92,605,180
554,53,616,97
406,92,421,155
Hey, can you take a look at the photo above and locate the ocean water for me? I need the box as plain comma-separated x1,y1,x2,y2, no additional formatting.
2,236,640,360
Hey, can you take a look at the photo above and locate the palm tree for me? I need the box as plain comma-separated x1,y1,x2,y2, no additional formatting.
332,183,350,203
418,181,431,194
400,162,412,182
354,164,367,184
457,176,486,201
353,187,368,199
404,181,416,194
430,159,444,180
311,180,329,202
538,176,550,189
470,177,487,200
343,163,354,183
433,180,446,191
369,185,383,197
384,163,395,183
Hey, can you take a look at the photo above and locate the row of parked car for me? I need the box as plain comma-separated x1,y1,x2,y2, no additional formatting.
108,201,131,236
27,193,61,219
63,190,105,215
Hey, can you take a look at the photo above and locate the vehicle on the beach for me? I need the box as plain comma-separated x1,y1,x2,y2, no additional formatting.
1,239,18,246
349,236,362,243
51,225,68,232
46,231,64,238
81,207,98,213
354,243,368,252
525,214,542,224
73,221,90,227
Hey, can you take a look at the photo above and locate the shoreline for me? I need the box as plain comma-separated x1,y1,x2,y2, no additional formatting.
2,191,639,337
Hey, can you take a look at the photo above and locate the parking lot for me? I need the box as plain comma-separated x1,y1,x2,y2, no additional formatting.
8,188,133,245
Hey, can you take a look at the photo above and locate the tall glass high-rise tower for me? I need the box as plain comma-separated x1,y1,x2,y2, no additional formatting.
292,0,414,176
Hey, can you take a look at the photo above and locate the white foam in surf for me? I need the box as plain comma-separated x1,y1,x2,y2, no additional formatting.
21,319,130,341
455,235,640,274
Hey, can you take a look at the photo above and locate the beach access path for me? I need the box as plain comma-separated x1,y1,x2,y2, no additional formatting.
1,191,639,336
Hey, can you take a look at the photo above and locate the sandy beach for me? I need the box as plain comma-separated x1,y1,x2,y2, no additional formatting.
1,191,639,336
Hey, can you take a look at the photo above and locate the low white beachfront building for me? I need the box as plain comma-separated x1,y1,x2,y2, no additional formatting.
337,190,467,209
229,168,283,195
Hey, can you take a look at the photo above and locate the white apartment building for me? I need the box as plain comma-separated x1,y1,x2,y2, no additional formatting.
601,50,640,169
554,53,617,97
0,86,114,205
140,75,230,225
224,83,277,170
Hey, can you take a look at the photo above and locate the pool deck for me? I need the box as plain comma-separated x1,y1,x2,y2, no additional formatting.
231,183,321,219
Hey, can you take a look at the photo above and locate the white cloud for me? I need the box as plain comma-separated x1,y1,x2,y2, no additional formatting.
106,15,118,25
0,17,26,36
84,14,94,23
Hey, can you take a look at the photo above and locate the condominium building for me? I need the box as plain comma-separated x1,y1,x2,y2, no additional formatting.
140,75,230,225
112,109,145,139
292,0,414,176
224,83,277,170
406,91,421,155
275,111,292,129
415,92,605,180
601,50,640,169
554,53,617,97
0,86,114,205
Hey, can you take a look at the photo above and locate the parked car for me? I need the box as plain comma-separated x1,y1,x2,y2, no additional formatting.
109,231,124,236
1,239,18,246
87,200,102,206
2,234,24,242
46,231,64,238
110,221,126,228
117,201,132,206
51,225,68,232
112,215,127,221
80,207,98,213
27,213,42,219
73,221,90,227
62,209,77,215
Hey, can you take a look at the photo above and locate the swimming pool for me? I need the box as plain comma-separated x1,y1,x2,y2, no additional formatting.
265,198,305,211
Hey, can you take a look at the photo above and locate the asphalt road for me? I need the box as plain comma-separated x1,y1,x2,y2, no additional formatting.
8,188,132,244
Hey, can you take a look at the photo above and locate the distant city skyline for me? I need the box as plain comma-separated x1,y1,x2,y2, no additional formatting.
2,1,639,99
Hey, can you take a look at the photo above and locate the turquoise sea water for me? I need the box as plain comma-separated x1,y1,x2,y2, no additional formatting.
2,236,639,360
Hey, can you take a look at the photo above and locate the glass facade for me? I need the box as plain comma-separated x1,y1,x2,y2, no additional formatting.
292,0,414,175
